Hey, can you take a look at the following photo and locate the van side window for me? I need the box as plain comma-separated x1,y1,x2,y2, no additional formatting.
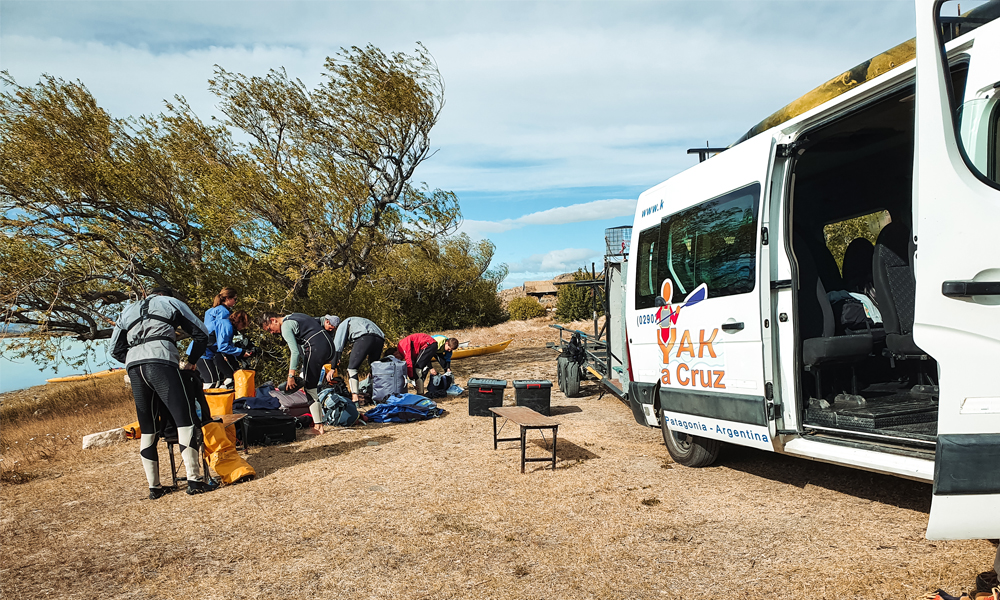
634,224,660,310
660,183,761,301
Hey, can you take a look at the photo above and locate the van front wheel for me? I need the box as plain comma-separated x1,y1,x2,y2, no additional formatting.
661,410,721,467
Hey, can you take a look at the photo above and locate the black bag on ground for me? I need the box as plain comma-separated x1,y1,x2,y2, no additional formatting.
319,375,351,399
234,408,297,446
425,372,452,399
557,332,585,397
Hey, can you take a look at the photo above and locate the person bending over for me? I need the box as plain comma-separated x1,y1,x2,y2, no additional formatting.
210,309,251,382
110,286,214,499
259,312,335,435
432,335,460,372
319,314,341,332
197,287,247,387
328,317,385,405
395,333,459,395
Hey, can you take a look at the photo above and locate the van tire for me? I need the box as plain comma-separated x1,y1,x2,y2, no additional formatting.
661,409,721,467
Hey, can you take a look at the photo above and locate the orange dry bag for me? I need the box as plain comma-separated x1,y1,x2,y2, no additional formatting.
233,370,255,399
202,421,255,485
204,388,235,417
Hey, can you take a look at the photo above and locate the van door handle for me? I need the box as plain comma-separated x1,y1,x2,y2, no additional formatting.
942,280,1000,297
721,322,744,331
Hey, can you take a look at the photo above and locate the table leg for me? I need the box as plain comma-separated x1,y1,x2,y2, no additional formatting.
551,425,558,470
520,426,527,474
492,414,498,450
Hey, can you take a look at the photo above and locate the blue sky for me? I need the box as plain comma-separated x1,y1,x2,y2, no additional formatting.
1,0,918,288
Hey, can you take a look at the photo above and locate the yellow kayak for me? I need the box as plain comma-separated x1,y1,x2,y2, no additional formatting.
450,339,513,360
47,368,123,384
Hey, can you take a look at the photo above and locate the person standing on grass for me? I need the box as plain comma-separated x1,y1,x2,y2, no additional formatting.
110,286,216,499
394,333,458,395
327,316,385,405
259,312,336,435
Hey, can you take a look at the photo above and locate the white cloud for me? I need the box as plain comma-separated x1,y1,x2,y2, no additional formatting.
1,2,918,194
459,198,636,237
508,248,600,274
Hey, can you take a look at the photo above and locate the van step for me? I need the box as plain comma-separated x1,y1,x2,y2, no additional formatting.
806,395,937,430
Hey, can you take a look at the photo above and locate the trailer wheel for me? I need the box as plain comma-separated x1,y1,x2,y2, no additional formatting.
661,410,721,467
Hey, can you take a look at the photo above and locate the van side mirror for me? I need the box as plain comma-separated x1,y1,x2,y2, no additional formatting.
654,296,667,307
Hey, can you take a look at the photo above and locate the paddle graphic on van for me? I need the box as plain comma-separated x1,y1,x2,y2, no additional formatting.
654,280,725,389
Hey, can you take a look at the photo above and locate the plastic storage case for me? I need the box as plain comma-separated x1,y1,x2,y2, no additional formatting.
468,378,507,417
513,380,553,416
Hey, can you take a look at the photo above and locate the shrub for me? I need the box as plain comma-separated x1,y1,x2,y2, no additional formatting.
507,297,547,321
556,268,604,322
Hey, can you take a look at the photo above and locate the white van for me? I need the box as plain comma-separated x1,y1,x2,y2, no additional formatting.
622,0,1000,540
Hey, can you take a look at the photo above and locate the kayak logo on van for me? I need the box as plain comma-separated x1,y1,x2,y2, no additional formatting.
655,280,726,389
641,199,664,218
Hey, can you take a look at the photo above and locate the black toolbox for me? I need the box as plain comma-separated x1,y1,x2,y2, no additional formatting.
513,380,553,416
234,408,297,446
467,378,507,417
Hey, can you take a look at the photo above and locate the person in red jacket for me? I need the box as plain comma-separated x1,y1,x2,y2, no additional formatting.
392,333,456,395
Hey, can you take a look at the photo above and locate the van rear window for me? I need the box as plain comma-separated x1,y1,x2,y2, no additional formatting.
634,224,661,310
660,183,761,301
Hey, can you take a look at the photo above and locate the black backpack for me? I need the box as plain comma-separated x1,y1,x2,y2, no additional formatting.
426,372,452,399
560,332,586,364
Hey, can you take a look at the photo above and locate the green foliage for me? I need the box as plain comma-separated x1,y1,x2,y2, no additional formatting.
367,235,507,337
507,297,547,321
823,211,890,271
556,268,604,322
0,46,503,373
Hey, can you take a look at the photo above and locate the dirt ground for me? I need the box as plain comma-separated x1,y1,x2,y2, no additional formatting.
1,317,995,599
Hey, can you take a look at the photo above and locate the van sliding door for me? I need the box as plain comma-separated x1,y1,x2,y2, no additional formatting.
655,133,778,452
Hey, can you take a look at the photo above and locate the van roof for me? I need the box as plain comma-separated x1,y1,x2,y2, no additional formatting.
732,37,915,147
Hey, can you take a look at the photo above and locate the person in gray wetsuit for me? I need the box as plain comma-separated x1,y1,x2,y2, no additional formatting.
327,316,386,405
259,312,335,435
110,287,214,499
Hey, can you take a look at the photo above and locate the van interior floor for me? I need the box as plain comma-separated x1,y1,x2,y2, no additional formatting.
804,383,938,445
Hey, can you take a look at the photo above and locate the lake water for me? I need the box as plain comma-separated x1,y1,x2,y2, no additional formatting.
0,338,116,393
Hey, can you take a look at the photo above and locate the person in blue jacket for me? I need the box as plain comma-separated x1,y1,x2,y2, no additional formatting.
197,287,249,387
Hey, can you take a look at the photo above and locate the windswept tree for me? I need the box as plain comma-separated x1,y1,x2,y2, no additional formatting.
0,46,484,368
1,44,470,365
165,43,459,300
0,73,241,339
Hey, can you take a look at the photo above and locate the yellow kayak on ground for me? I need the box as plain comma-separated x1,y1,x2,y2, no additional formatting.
450,339,513,360
47,368,123,384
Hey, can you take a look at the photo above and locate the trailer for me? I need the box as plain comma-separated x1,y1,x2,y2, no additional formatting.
548,226,632,403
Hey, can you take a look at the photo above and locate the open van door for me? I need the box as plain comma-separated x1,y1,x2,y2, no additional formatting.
914,0,1000,540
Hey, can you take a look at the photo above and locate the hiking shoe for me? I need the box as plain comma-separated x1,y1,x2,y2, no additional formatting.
148,486,174,500
977,571,999,595
185,479,219,495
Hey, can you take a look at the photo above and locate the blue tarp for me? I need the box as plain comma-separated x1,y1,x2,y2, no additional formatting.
364,393,444,423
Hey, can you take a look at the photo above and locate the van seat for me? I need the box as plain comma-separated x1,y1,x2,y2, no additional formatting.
873,222,925,358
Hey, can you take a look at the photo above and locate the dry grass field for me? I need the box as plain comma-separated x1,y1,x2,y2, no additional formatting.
1,317,995,599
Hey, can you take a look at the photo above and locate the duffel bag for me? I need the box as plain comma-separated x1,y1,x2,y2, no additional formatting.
371,355,407,402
